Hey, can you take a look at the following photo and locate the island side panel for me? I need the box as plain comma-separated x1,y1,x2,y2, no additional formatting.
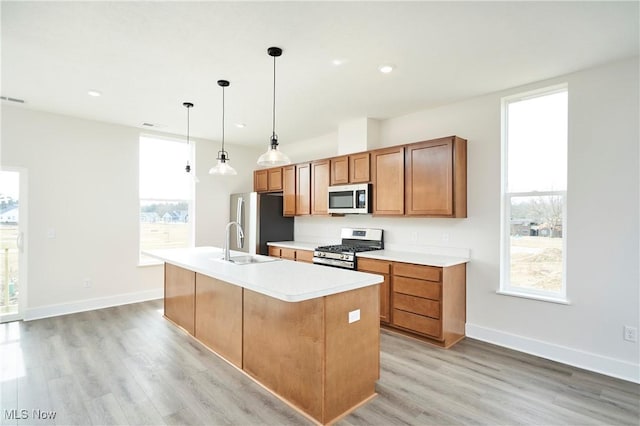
324,285,380,423
164,263,195,335
194,273,243,368
242,289,325,421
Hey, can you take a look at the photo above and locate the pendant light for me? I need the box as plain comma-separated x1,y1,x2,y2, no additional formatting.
209,79,237,176
183,102,194,173
257,46,291,167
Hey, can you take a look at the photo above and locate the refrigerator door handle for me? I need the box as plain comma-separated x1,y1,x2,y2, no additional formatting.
237,197,245,248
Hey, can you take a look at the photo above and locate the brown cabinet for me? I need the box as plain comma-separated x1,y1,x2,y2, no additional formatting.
357,257,391,324
390,261,466,348
254,169,268,192
283,165,296,216
330,156,349,185
269,245,314,263
296,163,311,215
254,167,283,192
194,273,243,367
349,152,371,183
371,146,405,215
330,153,371,186
254,135,467,219
311,160,330,215
164,263,195,334
405,136,467,217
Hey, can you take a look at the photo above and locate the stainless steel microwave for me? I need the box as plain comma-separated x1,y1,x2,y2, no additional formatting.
327,183,371,214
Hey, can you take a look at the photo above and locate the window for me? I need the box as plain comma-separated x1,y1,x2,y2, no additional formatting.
500,85,568,302
139,135,194,264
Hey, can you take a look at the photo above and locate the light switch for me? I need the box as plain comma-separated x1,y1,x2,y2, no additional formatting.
47,228,56,239
348,309,360,324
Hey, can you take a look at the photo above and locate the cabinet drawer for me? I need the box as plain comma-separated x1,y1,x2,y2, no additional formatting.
357,257,391,274
394,276,441,300
394,293,440,319
393,262,441,282
295,249,313,263
268,246,281,258
280,248,296,260
393,309,441,338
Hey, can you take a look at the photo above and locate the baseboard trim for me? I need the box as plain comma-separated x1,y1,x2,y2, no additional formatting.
25,289,163,321
466,323,640,384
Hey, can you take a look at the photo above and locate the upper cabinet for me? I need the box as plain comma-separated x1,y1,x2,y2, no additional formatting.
311,160,330,215
254,167,283,192
296,163,311,215
330,156,349,185
282,165,296,217
349,152,370,183
329,153,370,186
252,135,467,219
371,146,405,215
405,136,467,218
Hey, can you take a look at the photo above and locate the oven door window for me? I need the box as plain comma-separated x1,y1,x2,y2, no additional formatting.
329,191,354,209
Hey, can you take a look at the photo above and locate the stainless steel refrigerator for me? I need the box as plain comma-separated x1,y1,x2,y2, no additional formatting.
229,192,294,255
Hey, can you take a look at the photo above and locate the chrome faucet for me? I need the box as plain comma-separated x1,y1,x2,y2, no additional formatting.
223,221,245,261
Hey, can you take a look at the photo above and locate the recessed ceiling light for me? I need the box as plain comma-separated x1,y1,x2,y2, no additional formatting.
378,64,395,74
235,123,246,128
88,90,102,97
332,59,344,66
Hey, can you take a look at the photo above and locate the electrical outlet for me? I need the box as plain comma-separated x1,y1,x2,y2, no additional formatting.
83,279,92,288
410,231,418,242
623,326,638,342
442,233,450,243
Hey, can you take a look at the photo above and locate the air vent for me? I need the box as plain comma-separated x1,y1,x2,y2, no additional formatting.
0,96,25,103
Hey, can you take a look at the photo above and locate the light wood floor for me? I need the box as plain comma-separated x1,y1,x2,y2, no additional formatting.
1,300,638,425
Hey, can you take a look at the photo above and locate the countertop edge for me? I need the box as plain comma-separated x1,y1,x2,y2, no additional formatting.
145,248,383,303
267,241,470,267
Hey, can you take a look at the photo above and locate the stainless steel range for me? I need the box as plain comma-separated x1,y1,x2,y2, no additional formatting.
313,228,383,270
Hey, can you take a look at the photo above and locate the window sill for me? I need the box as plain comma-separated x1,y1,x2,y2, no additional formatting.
496,290,570,305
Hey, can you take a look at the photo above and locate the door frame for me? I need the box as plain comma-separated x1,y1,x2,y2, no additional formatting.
0,166,28,322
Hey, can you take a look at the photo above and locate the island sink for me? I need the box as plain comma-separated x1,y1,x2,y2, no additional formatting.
223,255,280,265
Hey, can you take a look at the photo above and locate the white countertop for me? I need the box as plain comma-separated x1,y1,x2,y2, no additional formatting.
145,247,383,303
357,249,468,267
267,241,318,251
268,241,469,267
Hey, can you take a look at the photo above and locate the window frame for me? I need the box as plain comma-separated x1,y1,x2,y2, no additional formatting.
499,84,569,303
138,134,196,266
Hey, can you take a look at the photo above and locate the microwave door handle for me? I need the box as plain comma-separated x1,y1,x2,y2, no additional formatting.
236,197,245,248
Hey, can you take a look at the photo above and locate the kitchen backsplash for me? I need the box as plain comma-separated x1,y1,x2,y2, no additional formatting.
294,215,471,258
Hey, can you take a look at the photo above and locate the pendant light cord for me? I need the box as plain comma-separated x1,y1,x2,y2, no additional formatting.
187,106,190,147
272,54,276,141
221,85,225,152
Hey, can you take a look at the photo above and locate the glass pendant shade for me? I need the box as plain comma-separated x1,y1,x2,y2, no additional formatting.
209,79,237,176
257,136,290,166
209,151,237,175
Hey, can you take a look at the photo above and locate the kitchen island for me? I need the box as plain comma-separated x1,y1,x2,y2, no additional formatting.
145,247,383,425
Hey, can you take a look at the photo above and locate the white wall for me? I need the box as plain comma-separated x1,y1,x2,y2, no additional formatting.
194,138,262,247
0,106,259,318
293,57,640,382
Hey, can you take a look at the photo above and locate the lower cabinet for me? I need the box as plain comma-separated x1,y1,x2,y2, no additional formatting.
268,245,314,263
164,263,195,335
390,261,466,348
357,257,391,324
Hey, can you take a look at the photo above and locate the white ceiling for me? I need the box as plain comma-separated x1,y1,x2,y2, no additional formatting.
2,1,638,147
